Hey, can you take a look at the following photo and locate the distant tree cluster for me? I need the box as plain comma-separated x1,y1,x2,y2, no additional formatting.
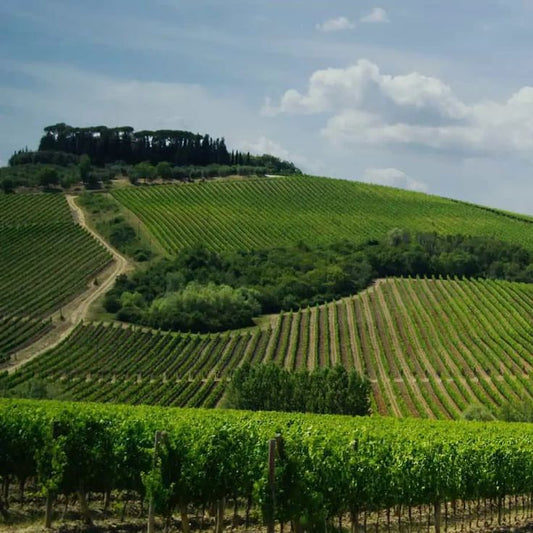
0,164,80,192
225,363,371,416
7,123,301,175
8,149,80,166
110,281,261,333
105,231,533,333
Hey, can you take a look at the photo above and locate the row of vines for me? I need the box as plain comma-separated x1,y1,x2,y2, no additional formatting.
0,315,53,364
0,222,112,316
3,277,533,418
112,176,533,254
3,399,533,531
0,194,112,360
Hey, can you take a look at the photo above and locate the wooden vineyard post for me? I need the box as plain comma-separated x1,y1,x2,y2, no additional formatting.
267,438,277,533
44,421,61,529
434,501,441,533
266,435,285,533
147,430,166,533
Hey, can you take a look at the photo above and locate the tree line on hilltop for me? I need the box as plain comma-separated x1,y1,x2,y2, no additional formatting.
8,123,301,174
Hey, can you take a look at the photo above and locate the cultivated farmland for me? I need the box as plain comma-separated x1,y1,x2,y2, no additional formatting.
0,194,112,357
112,176,533,254
5,277,533,418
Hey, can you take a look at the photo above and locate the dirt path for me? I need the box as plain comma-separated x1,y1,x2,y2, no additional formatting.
4,195,132,374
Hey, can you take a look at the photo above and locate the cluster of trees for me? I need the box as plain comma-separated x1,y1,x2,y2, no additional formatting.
8,123,301,174
36,124,230,166
225,363,371,415
129,160,293,184
8,149,80,167
116,282,261,332
105,231,533,332
4,125,301,193
0,165,80,193
1,153,113,192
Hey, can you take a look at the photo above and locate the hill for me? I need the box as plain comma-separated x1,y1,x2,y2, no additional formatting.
112,175,533,254
0,193,112,362
4,276,533,419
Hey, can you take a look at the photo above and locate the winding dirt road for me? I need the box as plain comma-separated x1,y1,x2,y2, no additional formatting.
4,195,131,374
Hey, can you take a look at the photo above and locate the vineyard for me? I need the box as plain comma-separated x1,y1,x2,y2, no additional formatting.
112,176,533,254
3,399,533,531
0,194,112,359
4,277,533,418
0,316,53,364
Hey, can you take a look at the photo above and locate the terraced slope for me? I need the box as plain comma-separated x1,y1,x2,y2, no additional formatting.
112,176,533,254
5,277,533,418
0,194,112,355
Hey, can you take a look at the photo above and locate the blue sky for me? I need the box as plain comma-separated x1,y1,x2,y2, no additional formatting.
3,1,533,213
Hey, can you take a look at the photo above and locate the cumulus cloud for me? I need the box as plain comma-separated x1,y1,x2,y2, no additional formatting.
362,168,428,192
316,16,355,32
238,136,292,160
237,136,309,169
360,8,389,24
266,58,533,157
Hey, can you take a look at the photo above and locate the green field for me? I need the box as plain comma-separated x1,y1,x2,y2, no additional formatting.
112,175,533,254
4,277,532,419
0,193,112,356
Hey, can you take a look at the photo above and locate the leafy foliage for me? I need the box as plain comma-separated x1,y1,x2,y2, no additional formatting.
105,231,533,330
145,282,261,333
0,164,79,191
2,399,533,530
33,123,300,174
225,363,370,415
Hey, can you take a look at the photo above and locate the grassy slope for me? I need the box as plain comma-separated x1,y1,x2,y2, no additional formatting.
5,277,533,419
112,175,533,254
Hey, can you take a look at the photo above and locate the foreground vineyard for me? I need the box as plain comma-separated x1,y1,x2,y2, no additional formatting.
4,277,533,418
2,399,533,531
113,176,533,254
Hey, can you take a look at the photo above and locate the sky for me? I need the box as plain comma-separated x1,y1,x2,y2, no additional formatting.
3,1,533,214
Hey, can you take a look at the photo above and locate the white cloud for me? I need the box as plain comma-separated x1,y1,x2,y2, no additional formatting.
237,136,309,170
316,16,355,32
360,8,389,24
265,59,465,119
362,168,428,192
267,58,533,158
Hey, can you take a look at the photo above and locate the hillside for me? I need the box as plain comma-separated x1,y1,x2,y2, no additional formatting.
112,175,533,254
0,194,112,362
4,276,533,418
